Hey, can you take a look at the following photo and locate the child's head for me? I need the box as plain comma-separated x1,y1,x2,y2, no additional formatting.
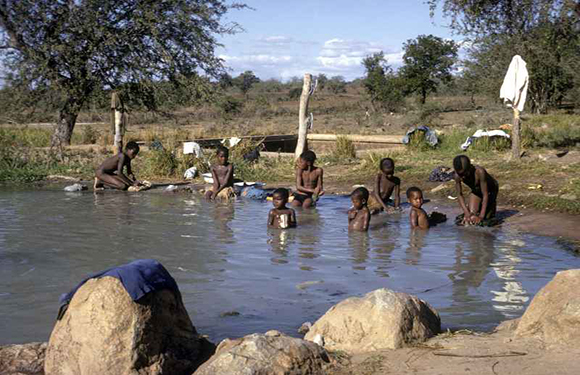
380,158,395,175
406,186,424,208
299,150,317,168
216,146,229,165
351,187,369,209
453,155,472,179
272,188,290,208
125,141,140,159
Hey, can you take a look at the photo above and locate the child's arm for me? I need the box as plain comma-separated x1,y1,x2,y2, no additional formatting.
116,154,135,186
207,167,219,199
374,174,390,211
472,169,489,224
454,175,471,221
362,209,370,231
268,209,276,227
126,161,136,182
348,208,356,222
290,209,297,227
417,209,430,229
315,168,324,196
410,209,419,229
393,179,401,208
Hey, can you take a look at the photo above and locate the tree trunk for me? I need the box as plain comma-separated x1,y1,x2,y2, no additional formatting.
420,89,427,105
51,98,82,147
295,73,313,160
511,109,521,159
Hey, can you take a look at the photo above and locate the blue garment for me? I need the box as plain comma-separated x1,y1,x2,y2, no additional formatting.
402,125,439,146
57,259,179,320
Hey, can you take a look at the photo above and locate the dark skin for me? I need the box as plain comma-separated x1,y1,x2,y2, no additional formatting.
408,191,429,230
373,163,400,212
94,149,139,190
292,157,324,208
348,195,371,231
268,193,297,229
205,151,234,200
454,164,497,225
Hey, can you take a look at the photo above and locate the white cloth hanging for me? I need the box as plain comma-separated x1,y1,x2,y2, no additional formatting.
500,55,529,112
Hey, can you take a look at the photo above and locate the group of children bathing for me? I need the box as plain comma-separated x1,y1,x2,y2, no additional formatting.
95,141,499,232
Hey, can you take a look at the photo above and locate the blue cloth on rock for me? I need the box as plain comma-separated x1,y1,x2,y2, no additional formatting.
57,259,179,320
402,125,439,146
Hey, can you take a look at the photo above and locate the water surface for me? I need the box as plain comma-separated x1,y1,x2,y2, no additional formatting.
1,188,578,345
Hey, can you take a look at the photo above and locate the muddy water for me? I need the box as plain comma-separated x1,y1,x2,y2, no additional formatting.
1,188,579,345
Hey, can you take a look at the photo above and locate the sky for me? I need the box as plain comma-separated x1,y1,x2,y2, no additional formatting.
218,0,457,81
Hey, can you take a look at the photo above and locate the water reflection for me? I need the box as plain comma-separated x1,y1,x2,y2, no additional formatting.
406,230,427,266
267,228,296,264
348,230,370,270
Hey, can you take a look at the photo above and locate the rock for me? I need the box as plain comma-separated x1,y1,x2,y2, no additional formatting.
515,269,580,346
298,322,312,335
193,333,330,375
0,342,47,375
44,277,213,375
304,288,441,352
495,318,520,333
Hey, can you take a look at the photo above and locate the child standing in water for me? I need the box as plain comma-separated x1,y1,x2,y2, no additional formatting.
94,141,140,190
205,146,235,200
292,150,324,208
348,187,371,231
453,155,499,225
407,187,447,229
268,188,297,228
368,157,400,214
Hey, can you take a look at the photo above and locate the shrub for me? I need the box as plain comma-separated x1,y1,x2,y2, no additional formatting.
333,136,356,159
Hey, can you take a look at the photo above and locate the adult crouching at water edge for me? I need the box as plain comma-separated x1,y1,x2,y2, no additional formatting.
453,155,499,226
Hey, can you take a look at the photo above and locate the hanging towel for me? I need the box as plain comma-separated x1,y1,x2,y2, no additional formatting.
500,55,529,112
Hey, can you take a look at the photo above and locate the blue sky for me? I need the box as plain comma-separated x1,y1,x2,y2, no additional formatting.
218,0,457,81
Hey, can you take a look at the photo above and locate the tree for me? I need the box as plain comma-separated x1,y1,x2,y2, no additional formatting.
316,73,328,92
361,52,404,112
327,76,347,94
0,0,244,146
234,70,260,97
400,35,458,104
427,0,580,113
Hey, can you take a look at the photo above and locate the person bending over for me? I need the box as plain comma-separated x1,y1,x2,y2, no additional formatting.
94,141,140,191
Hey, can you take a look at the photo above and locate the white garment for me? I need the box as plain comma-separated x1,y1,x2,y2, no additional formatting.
461,129,511,150
500,55,529,112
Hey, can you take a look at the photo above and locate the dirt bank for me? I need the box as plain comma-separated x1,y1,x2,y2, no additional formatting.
328,325,580,375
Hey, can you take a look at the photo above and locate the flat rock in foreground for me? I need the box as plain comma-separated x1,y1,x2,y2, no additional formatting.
0,342,47,375
305,288,441,352
515,269,580,347
193,331,330,375
44,276,210,375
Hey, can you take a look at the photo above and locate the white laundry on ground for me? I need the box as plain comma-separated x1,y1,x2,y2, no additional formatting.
461,129,511,150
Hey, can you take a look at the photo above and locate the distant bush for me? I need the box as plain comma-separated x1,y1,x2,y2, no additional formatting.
332,136,357,159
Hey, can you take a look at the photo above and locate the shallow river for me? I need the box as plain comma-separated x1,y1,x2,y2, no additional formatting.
1,187,579,345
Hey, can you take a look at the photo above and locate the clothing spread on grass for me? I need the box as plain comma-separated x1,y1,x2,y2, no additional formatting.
500,55,529,112
428,166,455,182
402,125,439,147
57,259,179,320
460,129,511,151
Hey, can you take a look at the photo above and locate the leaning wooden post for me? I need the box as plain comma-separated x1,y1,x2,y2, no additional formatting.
512,108,521,159
111,92,125,154
295,73,312,160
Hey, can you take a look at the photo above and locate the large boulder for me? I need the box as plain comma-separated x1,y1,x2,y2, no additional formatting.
44,276,212,375
193,330,330,375
515,269,580,346
0,342,47,375
304,288,440,352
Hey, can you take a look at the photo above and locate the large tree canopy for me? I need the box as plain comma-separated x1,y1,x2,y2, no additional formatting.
400,35,458,104
428,0,580,113
0,0,244,145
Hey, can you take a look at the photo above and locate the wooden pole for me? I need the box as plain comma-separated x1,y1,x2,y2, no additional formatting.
511,108,521,159
295,73,312,160
111,92,124,154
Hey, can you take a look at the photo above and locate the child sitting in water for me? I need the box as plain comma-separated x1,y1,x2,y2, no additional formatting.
292,150,324,208
368,157,401,214
348,187,371,231
205,146,235,200
94,141,141,191
268,188,297,229
407,187,446,229
453,155,499,225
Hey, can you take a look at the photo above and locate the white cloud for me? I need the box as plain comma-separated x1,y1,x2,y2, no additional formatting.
220,54,293,65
